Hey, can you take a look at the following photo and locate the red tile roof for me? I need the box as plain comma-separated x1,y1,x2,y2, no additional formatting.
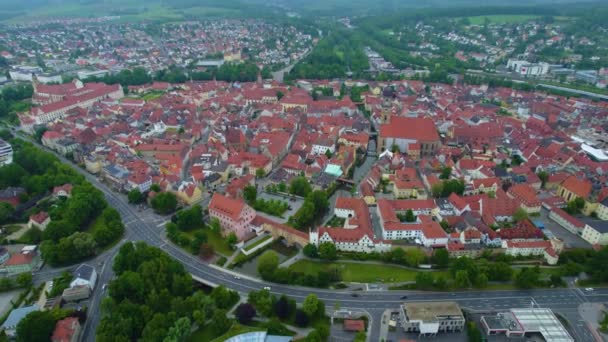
560,176,592,199
52,317,79,342
379,117,439,142
209,193,247,221
344,319,365,332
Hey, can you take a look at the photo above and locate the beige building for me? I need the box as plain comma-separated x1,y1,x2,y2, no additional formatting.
399,302,465,336
581,221,608,245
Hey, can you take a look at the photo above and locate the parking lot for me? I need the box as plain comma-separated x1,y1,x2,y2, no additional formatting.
538,208,591,249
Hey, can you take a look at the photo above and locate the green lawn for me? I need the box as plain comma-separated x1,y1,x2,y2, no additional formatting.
207,230,234,256
466,15,539,25
289,260,450,283
243,235,273,252
139,91,164,101
187,324,221,342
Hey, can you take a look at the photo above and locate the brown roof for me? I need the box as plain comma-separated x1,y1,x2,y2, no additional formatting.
379,117,439,142
561,176,592,199
209,193,247,221
344,319,365,332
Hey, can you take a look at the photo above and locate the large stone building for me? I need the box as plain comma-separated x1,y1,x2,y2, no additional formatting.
209,193,256,241
378,117,441,157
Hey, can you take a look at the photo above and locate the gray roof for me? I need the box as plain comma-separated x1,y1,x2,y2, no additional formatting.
1,305,38,329
583,219,608,234
73,264,95,281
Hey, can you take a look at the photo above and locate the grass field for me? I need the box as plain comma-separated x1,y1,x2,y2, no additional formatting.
289,260,450,283
140,91,165,101
206,230,234,256
243,235,273,252
3,2,243,23
466,15,540,25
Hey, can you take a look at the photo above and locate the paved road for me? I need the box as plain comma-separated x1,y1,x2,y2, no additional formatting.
20,133,604,341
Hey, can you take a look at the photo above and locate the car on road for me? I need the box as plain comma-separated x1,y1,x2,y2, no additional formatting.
400,295,408,299
234,275,241,280
351,293,359,297
585,287,594,292
263,286,271,291
102,283,107,291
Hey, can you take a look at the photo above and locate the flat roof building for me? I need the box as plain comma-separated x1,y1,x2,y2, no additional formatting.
0,139,13,166
399,301,465,336
481,308,573,341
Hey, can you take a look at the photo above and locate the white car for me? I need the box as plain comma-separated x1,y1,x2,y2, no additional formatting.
263,286,271,291
585,287,594,292
234,275,241,280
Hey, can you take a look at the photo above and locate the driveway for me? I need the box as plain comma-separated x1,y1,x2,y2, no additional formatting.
538,208,591,249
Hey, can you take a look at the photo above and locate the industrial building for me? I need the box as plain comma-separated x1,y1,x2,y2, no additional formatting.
480,308,573,341
398,301,465,336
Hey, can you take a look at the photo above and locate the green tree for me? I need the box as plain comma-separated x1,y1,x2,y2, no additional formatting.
515,267,540,289
302,294,320,317
163,317,191,342
405,248,425,267
256,168,266,178
487,262,513,281
431,183,443,198
211,309,231,335
127,188,144,204
227,232,238,246
432,248,450,268
151,192,178,214
176,205,203,231
150,184,161,192
303,244,318,258
16,273,32,288
243,185,257,204
16,310,57,342
257,250,279,279
289,176,312,197
537,171,549,189
354,331,367,342
474,273,488,288
513,208,528,222
318,242,337,261
455,270,471,289
440,166,452,180
404,209,416,222
210,285,237,309
0,202,14,224
248,289,275,317
415,272,435,289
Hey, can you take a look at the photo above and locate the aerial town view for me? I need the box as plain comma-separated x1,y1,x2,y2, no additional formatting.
0,0,608,341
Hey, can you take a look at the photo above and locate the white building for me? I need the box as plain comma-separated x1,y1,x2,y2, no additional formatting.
70,264,98,290
0,139,13,166
399,302,465,336
506,59,550,76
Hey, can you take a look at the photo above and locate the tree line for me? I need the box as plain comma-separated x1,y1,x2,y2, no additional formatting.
0,140,123,265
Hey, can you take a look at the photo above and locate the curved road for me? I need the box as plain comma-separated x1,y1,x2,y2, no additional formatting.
24,135,602,342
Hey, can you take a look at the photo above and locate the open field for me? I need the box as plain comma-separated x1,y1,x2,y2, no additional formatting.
466,15,540,25
289,260,450,283
3,2,244,23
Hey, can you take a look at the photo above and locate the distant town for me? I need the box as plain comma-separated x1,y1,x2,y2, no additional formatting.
0,5,607,342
